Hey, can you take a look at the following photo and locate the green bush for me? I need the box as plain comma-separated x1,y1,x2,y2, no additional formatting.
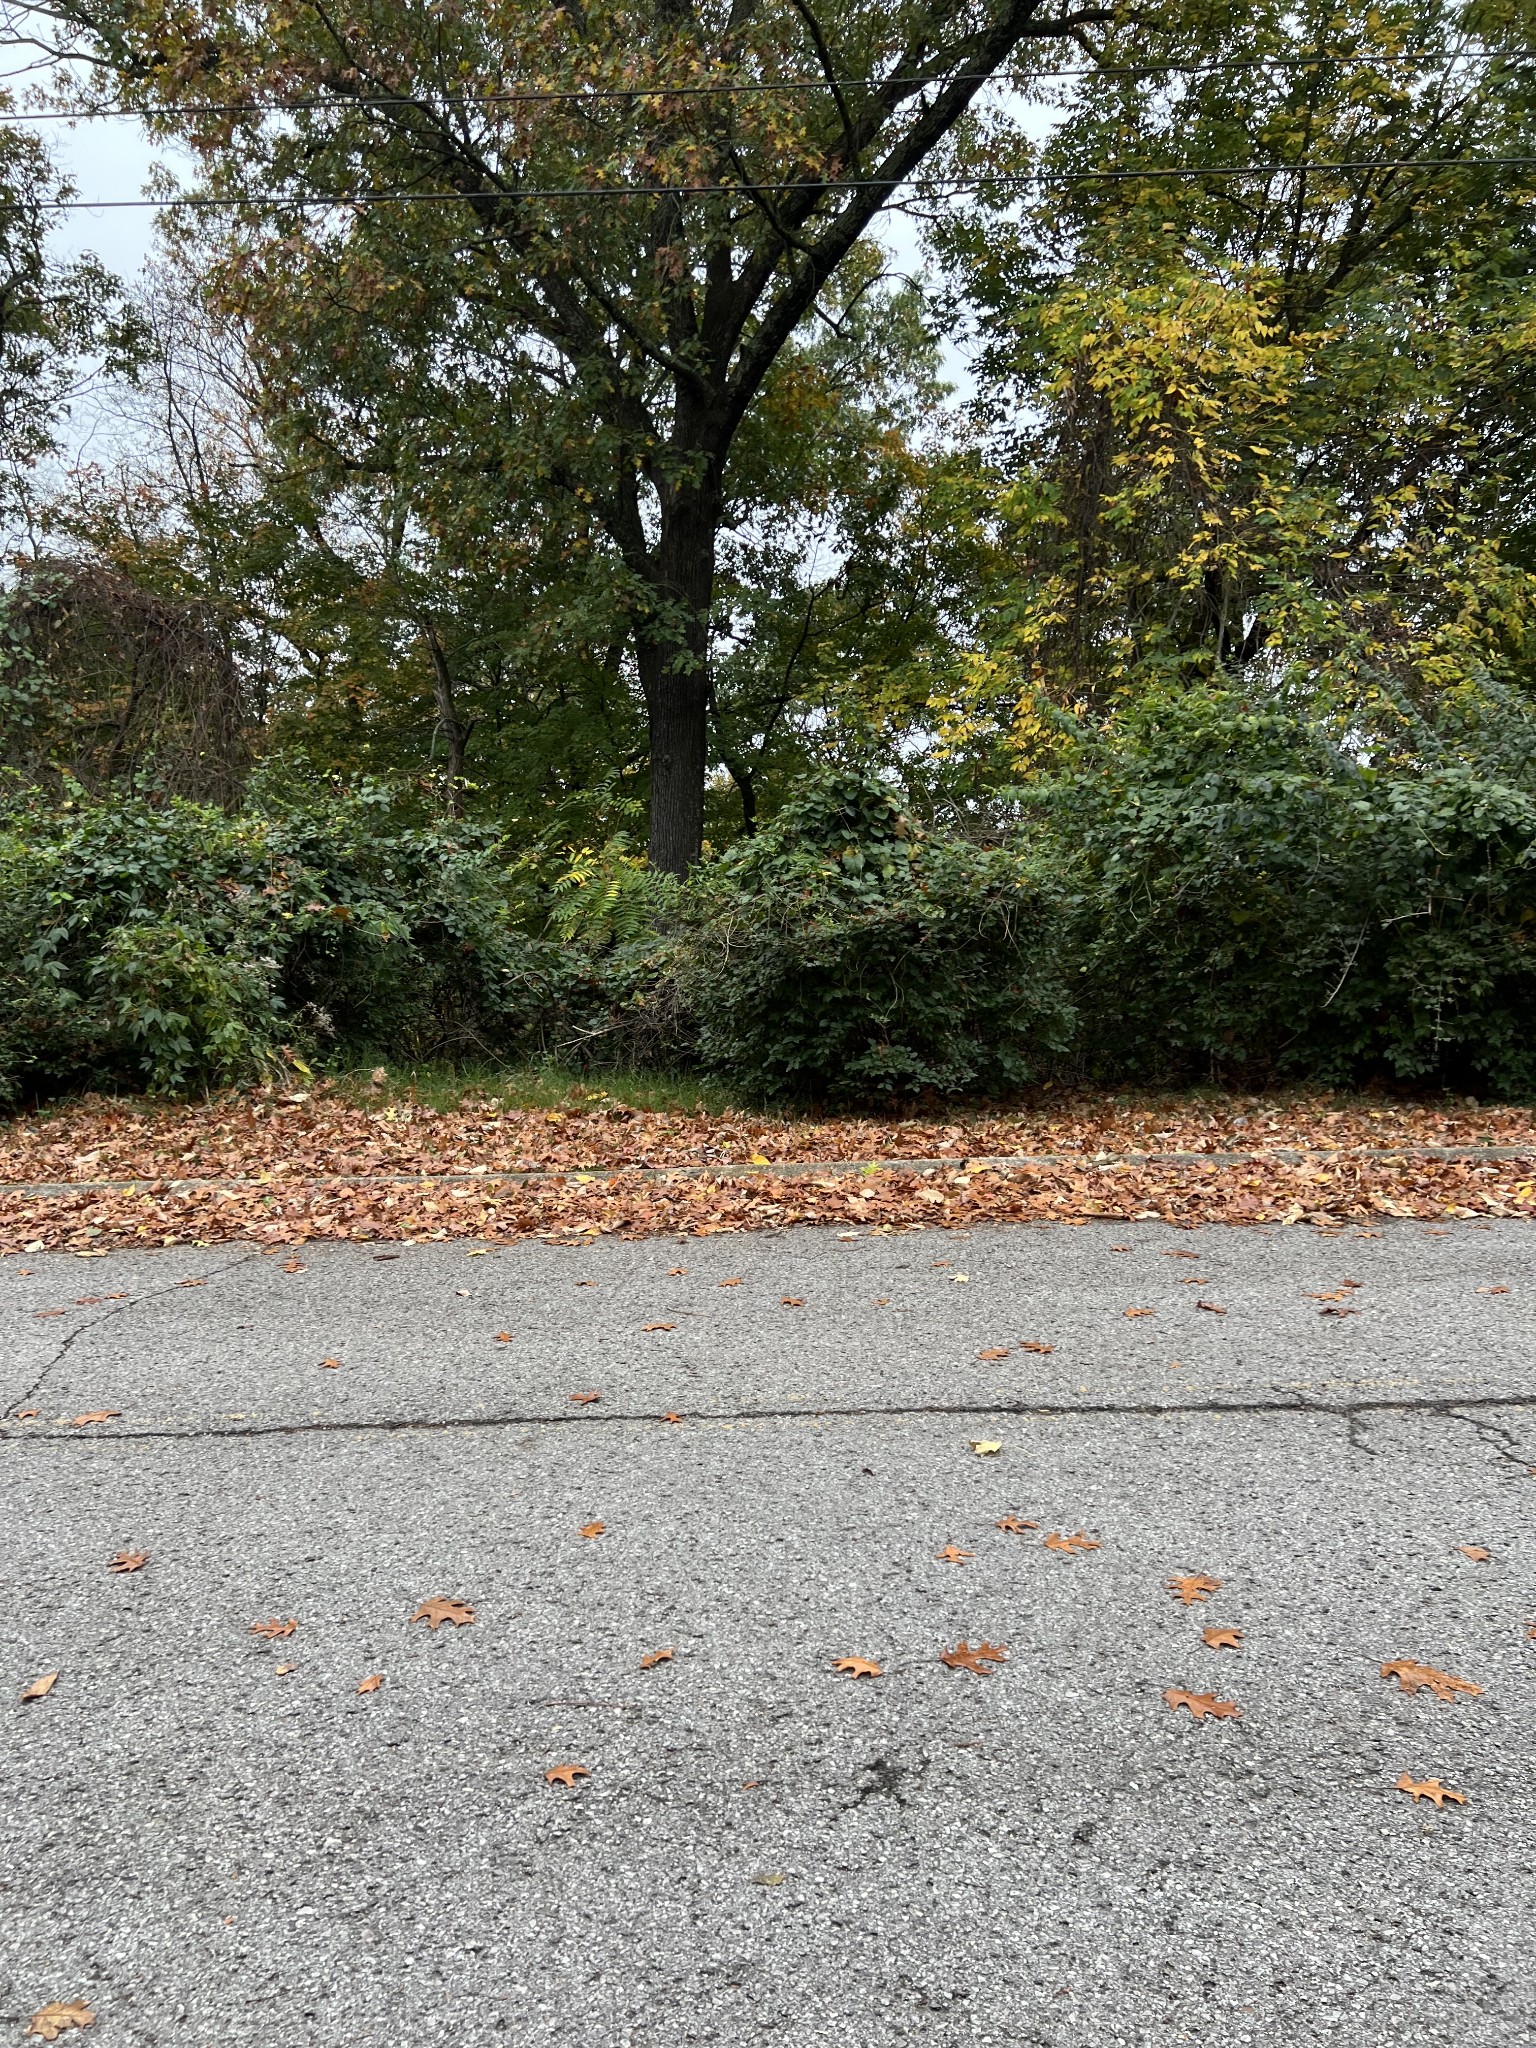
674,772,1076,1100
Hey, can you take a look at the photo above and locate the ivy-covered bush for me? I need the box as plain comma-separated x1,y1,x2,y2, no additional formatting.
673,773,1076,1100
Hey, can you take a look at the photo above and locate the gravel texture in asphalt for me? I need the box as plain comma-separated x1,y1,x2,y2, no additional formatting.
3,1220,1533,2046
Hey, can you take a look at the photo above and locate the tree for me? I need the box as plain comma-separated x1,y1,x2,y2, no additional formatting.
46,0,1115,869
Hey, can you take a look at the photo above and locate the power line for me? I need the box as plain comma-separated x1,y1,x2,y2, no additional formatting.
4,47,1536,123
14,156,1536,211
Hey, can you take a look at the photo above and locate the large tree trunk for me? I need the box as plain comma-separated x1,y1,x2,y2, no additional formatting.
638,480,719,876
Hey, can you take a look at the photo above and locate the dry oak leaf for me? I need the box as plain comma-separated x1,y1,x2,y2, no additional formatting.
357,1674,384,1694
642,1322,676,1333
995,1516,1040,1534
410,1597,476,1631
639,1649,674,1670
1202,1626,1243,1650
1021,1341,1055,1355
719,1277,743,1288
1044,1531,1101,1556
832,1657,883,1680
580,1521,606,1539
935,1545,974,1563
970,1440,1003,1457
72,1412,119,1426
1455,1545,1491,1562
282,1258,305,1273
1477,1285,1510,1296
25,2001,95,2041
568,1391,602,1406
940,1640,1008,1676
108,1551,149,1574
20,1671,59,1701
1395,1773,1466,1808
1124,1307,1156,1319
781,1296,805,1306
667,1266,686,1276
494,1332,513,1343
977,1347,1010,1361
1380,1660,1482,1703
661,1412,685,1425
15,1408,39,1420
545,1763,589,1787
1318,1305,1357,1318
1195,1301,1227,1315
319,1357,341,1370
249,1618,297,1641
1167,1573,1223,1605
1164,1688,1241,1721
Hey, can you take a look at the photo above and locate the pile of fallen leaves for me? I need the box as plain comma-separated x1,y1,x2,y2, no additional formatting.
1,1086,1533,1250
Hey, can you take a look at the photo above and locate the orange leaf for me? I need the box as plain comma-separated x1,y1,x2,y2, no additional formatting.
319,1357,341,1370
667,1266,686,1275
719,1277,742,1287
935,1544,973,1563
274,1663,298,1676
20,1670,58,1701
108,1551,149,1574
249,1618,297,1640
1395,1773,1466,1807
25,2001,95,2041
781,1296,804,1306
357,1674,384,1694
1380,1659,1482,1702
940,1639,1008,1676
409,1597,475,1631
72,1411,119,1426
832,1657,882,1679
1196,1301,1227,1314
1044,1530,1100,1556
282,1258,305,1273
1167,1572,1222,1604
494,1331,513,1343
1163,1688,1241,1721
15,1408,39,1420
1020,1340,1054,1354
1455,1544,1491,1562
568,1391,602,1405
977,1347,1010,1360
545,1763,589,1787
1477,1285,1510,1295
642,1322,676,1332
661,1411,685,1424
639,1648,673,1670
1124,1307,1155,1319
579,1521,606,1539
995,1515,1039,1534
1202,1626,1243,1650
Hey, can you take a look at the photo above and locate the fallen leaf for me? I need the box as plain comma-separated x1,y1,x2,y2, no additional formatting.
20,1671,58,1701
1306,1289,1351,1301
72,1412,119,1426
977,1347,1010,1360
719,1277,742,1287
1110,1245,1131,1252
178,1277,207,1289
494,1331,513,1343
667,1266,686,1275
1195,1301,1227,1314
1455,1544,1491,1562
1020,1340,1054,1354
579,1520,606,1539
1163,1250,1199,1259
15,1407,39,1419
545,1763,589,1787
750,1870,784,1885
282,1258,305,1273
319,1356,341,1370
576,1280,596,1288
781,1296,804,1306
874,1296,890,1306
1395,1773,1466,1807
250,1618,298,1640
357,1674,384,1694
1167,1572,1223,1605
1044,1531,1101,1556
25,2001,95,2041
74,1296,100,1306
1163,1687,1241,1721
1477,1285,1510,1295
108,1550,149,1574
642,1322,676,1332
639,1648,674,1670
940,1639,1009,1675
409,1597,476,1631
1202,1627,1243,1650
568,1391,602,1405
935,1544,974,1562
661,1411,685,1424
274,1663,298,1676
950,1274,970,1284
1124,1307,1155,1319
740,1780,762,1790
35,1308,66,1319
995,1515,1039,1534
1380,1659,1482,1702
970,1439,1003,1457
1318,1305,1357,1317
832,1656,883,1678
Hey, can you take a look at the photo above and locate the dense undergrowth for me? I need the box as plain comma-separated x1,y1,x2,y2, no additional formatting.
5,690,1535,1106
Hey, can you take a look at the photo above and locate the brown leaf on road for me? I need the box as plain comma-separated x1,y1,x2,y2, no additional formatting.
781,1296,805,1306
1455,1544,1491,1562
1307,1289,1352,1301
15,1408,39,1419
1395,1773,1466,1808
639,1649,674,1670
641,1322,676,1332
661,1411,685,1424
1196,1301,1227,1314
1380,1659,1482,1702
20,1670,59,1701
250,1618,298,1640
357,1674,384,1694
282,1258,305,1273
667,1266,686,1275
1167,1573,1223,1605
72,1412,119,1426
34,1308,67,1319
1164,1687,1241,1721
108,1550,149,1573
940,1640,1009,1676
1124,1307,1156,1319
274,1663,298,1676
977,1347,1010,1360
995,1515,1039,1534
409,1597,476,1631
25,2001,95,2041
568,1391,602,1405
1020,1340,1054,1354
319,1356,341,1370
832,1657,883,1679
1164,1250,1200,1259
1477,1285,1510,1295
579,1520,606,1539
1202,1626,1243,1650
935,1544,974,1563
719,1277,743,1287
494,1331,513,1343
1044,1531,1101,1556
1318,1305,1357,1317
545,1763,589,1787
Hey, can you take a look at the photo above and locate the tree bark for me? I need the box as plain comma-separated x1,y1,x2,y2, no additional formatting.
422,619,472,818
637,478,720,876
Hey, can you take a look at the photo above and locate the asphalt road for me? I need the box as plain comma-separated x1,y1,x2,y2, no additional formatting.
3,1220,1533,2046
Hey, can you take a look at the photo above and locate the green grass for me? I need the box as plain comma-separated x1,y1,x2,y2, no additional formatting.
319,1059,743,1117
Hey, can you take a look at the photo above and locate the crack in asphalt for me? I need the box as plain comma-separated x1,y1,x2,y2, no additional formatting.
5,1246,263,1417
1449,1406,1536,1474
4,1389,1532,1446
